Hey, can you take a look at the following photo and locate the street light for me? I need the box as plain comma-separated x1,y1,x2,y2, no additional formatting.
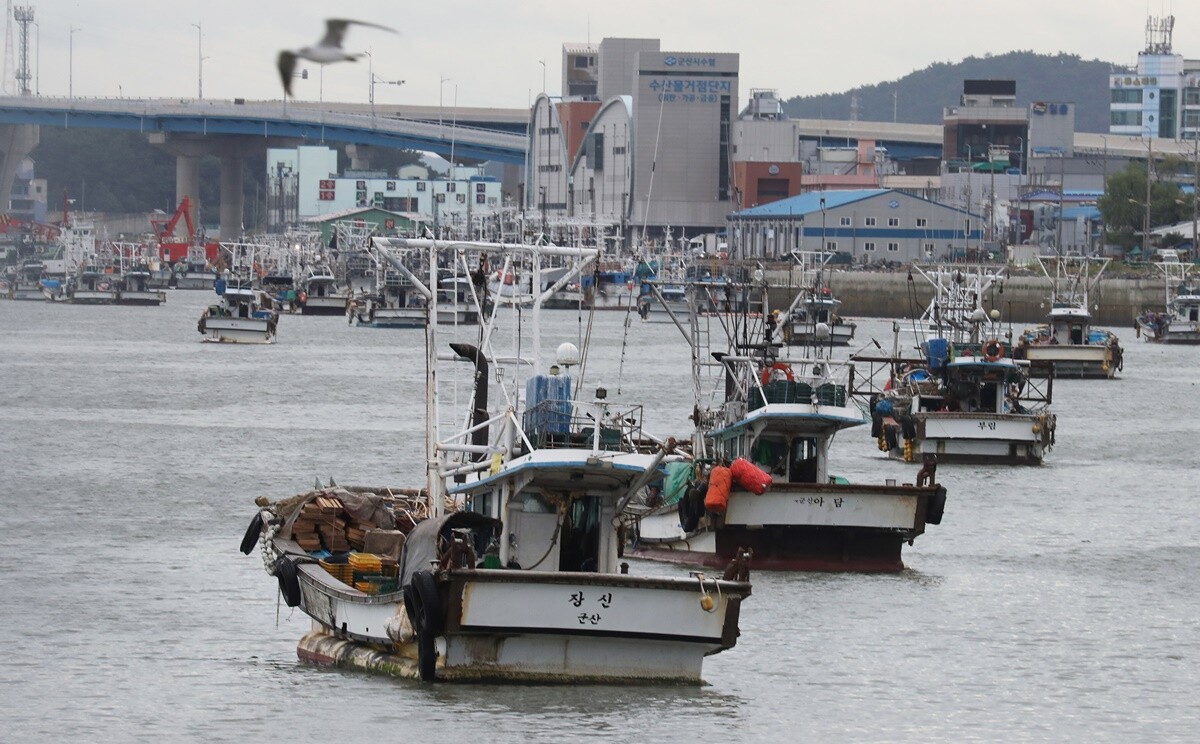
190,22,207,100
69,26,80,98
365,51,404,120
439,76,452,126
538,58,546,93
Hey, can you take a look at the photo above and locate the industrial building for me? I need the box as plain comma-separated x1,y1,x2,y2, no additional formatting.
1108,14,1200,140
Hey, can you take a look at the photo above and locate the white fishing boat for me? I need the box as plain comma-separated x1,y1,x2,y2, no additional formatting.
116,265,167,306
299,261,353,315
67,264,119,304
354,242,482,328
173,257,216,290
1016,255,1123,377
856,266,1056,466
782,251,856,347
1135,262,1200,344
5,260,50,301
242,238,751,683
197,276,279,344
630,271,945,572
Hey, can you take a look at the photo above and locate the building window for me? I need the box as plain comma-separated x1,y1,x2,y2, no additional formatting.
1185,89,1200,106
476,182,487,193
825,241,837,252
447,182,456,193
590,132,605,171
476,194,486,204
1110,89,1143,104
887,242,899,252
1111,110,1142,127
865,216,876,226
538,164,562,172
718,95,731,200
924,242,935,257
538,126,560,135
417,182,426,191
864,242,876,252
457,194,466,203
436,193,445,203
916,217,928,227
839,216,851,227
612,146,627,155
888,217,899,227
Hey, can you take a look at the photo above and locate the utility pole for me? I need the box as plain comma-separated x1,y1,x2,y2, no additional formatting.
1145,137,1153,257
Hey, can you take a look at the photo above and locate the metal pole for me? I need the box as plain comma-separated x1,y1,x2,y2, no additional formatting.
69,26,79,97
190,22,203,99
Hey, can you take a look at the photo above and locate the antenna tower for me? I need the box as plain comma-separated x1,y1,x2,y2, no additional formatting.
1144,15,1175,55
13,4,31,95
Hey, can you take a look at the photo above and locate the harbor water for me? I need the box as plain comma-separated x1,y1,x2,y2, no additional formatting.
2,291,1198,742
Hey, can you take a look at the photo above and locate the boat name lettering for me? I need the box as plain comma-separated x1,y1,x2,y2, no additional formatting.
793,496,843,508
569,590,614,609
977,421,997,431
577,613,603,625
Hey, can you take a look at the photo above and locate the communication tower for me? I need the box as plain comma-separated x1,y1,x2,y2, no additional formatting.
1144,14,1175,55
13,4,32,95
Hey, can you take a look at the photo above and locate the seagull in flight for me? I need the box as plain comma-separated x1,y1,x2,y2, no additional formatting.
278,19,397,96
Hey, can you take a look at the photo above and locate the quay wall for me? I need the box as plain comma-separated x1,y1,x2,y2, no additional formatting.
765,269,1169,328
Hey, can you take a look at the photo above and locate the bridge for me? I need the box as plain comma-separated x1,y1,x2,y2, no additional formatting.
0,95,529,236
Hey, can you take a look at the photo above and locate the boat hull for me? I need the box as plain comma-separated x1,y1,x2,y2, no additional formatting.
289,560,747,683
175,274,215,290
301,297,351,316
1023,344,1116,378
633,482,936,572
69,290,118,304
200,318,276,344
1136,319,1200,344
118,290,167,306
884,412,1051,465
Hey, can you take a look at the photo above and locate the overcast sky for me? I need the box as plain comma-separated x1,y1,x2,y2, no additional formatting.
18,1,1197,111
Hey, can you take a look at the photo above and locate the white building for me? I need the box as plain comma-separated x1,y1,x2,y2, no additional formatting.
1109,14,1200,139
266,146,504,231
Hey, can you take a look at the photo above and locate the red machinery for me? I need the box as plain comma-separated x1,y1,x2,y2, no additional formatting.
151,197,219,263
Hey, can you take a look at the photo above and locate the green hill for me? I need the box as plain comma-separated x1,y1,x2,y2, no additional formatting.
782,51,1117,132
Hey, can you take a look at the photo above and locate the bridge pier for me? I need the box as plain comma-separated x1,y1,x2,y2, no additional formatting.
346,144,373,171
0,123,39,216
148,133,262,239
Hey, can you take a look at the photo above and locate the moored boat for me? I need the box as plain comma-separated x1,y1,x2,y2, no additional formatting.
1135,261,1200,344
243,238,752,683
197,276,279,344
630,272,945,572
1016,255,1123,377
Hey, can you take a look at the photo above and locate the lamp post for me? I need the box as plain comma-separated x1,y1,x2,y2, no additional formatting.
539,58,546,93
439,76,451,127
190,22,208,100
69,26,80,98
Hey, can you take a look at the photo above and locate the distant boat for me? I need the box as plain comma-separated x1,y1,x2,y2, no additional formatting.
1016,255,1123,377
197,276,279,344
1135,261,1200,344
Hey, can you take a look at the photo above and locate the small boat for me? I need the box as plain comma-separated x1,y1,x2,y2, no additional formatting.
1016,256,1123,377
630,274,945,572
782,251,856,347
197,276,279,344
298,262,353,316
173,258,216,290
243,238,751,683
6,261,50,301
67,265,119,304
857,266,1057,466
1135,261,1200,344
116,265,167,306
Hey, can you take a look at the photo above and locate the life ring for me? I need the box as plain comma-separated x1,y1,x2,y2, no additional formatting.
760,362,795,386
275,556,302,608
239,512,263,555
982,339,1005,362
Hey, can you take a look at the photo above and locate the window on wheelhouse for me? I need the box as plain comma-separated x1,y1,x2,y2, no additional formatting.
558,496,601,572
752,436,788,477
790,437,820,483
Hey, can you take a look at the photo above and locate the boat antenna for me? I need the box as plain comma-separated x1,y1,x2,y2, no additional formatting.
639,91,668,246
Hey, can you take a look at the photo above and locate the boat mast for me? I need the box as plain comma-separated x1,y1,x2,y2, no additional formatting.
426,240,444,517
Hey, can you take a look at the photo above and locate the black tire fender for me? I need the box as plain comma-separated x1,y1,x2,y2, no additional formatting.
275,556,302,607
403,570,442,681
925,485,947,526
240,512,264,555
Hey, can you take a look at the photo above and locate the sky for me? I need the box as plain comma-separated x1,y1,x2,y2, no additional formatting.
15,1,1198,111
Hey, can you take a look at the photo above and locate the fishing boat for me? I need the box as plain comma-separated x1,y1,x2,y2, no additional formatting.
116,264,167,306
298,260,353,316
6,260,50,301
67,264,119,304
196,276,279,344
1135,262,1200,344
242,238,751,683
782,251,856,347
1015,255,1123,377
354,242,482,328
173,257,216,290
856,266,1056,466
630,272,945,572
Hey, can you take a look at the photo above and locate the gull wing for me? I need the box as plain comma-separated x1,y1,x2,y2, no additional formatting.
320,18,397,49
278,51,297,96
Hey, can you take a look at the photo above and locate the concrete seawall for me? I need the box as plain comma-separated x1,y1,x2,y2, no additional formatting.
765,268,1171,328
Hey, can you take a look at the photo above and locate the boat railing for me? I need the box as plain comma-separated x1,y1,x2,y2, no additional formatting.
522,399,646,453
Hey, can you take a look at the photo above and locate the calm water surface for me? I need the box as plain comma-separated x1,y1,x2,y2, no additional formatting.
2,291,1198,742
